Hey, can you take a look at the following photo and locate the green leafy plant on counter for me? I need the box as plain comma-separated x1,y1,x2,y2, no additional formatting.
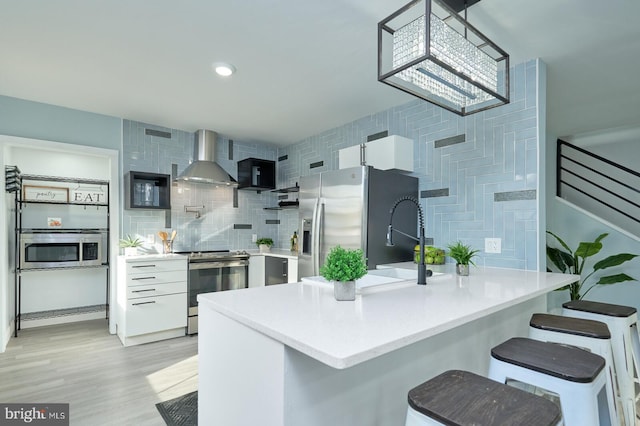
546,231,638,300
256,237,274,247
447,241,479,266
119,234,142,248
320,246,367,282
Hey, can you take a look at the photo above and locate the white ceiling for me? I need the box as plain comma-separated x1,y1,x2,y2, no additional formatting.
1,0,639,146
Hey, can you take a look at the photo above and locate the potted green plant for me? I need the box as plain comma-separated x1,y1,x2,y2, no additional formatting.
447,241,479,276
119,234,142,256
256,237,274,253
320,246,367,301
546,231,638,300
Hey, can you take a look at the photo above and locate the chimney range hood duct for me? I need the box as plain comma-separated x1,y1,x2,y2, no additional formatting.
176,129,238,186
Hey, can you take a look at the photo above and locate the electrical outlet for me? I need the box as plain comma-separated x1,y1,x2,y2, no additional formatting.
147,234,154,243
485,238,501,254
252,234,258,243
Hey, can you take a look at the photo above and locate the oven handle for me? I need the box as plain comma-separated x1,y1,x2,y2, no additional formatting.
189,260,249,270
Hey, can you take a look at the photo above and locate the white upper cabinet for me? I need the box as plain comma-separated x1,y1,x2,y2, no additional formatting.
338,135,414,172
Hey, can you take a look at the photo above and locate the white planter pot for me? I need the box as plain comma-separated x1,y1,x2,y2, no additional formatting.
124,247,138,256
259,244,271,253
334,280,356,301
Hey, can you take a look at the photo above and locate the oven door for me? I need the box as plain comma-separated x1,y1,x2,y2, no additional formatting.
187,259,249,334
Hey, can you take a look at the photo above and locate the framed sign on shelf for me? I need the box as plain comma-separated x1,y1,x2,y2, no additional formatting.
23,185,69,203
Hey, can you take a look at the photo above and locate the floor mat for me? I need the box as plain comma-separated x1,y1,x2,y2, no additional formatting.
155,391,197,426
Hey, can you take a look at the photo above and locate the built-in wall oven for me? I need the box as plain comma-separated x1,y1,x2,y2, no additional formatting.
176,250,250,334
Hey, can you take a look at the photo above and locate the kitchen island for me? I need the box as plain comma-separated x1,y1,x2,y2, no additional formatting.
198,265,577,425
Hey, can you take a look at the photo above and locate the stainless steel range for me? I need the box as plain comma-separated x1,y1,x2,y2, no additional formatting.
175,250,250,334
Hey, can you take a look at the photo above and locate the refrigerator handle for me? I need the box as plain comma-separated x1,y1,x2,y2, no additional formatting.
316,201,325,274
310,197,320,275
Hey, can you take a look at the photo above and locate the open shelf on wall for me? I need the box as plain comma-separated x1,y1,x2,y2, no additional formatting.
264,183,299,210
271,183,299,193
264,203,299,211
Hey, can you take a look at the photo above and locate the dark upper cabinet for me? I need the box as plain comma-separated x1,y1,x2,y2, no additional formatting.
237,158,276,191
126,171,171,209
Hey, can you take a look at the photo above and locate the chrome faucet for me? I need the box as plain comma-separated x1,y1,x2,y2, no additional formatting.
386,196,431,285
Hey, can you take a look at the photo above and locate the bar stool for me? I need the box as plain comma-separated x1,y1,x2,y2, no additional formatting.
563,300,640,426
488,337,612,426
404,370,561,426
528,313,620,426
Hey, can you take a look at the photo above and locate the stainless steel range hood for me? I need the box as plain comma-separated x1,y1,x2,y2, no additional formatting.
176,129,238,186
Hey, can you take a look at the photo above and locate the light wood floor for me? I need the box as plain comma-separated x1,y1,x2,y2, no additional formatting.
0,320,198,426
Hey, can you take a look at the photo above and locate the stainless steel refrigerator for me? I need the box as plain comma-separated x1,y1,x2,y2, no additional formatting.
298,166,419,279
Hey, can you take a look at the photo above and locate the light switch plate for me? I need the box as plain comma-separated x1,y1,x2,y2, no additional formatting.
485,238,501,254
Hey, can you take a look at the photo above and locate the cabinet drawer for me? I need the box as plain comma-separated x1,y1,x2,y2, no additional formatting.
127,281,186,299
125,293,187,337
127,270,186,287
126,259,186,275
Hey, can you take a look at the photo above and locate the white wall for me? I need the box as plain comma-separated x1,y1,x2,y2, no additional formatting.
587,139,639,171
536,59,548,271
0,145,10,351
0,135,120,352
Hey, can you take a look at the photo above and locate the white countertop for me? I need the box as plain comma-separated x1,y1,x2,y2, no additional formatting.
245,248,298,259
118,253,187,261
198,265,577,369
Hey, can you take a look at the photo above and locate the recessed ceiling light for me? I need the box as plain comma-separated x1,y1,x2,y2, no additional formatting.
213,62,236,77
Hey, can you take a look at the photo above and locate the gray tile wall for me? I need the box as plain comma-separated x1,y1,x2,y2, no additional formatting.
276,60,540,269
122,120,279,253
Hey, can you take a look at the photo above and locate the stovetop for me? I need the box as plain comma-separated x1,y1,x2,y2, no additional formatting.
174,250,250,261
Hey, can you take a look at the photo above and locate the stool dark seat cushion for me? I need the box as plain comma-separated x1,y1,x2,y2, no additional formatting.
563,300,636,317
530,313,610,339
408,370,561,426
491,337,605,383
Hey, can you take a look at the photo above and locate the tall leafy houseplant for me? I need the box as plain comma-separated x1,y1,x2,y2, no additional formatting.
546,231,638,300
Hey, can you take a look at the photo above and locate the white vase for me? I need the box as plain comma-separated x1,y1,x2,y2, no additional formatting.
259,244,271,253
334,280,356,301
124,247,138,256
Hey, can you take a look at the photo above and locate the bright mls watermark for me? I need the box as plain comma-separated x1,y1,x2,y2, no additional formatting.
0,404,69,425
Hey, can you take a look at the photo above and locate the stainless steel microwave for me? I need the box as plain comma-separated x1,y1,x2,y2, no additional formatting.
20,232,105,269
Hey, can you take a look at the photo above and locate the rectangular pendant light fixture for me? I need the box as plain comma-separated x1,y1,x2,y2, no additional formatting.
378,0,510,116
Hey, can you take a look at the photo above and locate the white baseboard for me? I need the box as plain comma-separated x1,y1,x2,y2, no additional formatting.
1,320,12,353
118,328,186,347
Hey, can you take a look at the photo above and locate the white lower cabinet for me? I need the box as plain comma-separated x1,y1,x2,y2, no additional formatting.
117,255,187,346
125,293,186,337
248,255,265,288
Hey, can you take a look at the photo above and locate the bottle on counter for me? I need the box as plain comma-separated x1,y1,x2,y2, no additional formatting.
291,231,298,252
